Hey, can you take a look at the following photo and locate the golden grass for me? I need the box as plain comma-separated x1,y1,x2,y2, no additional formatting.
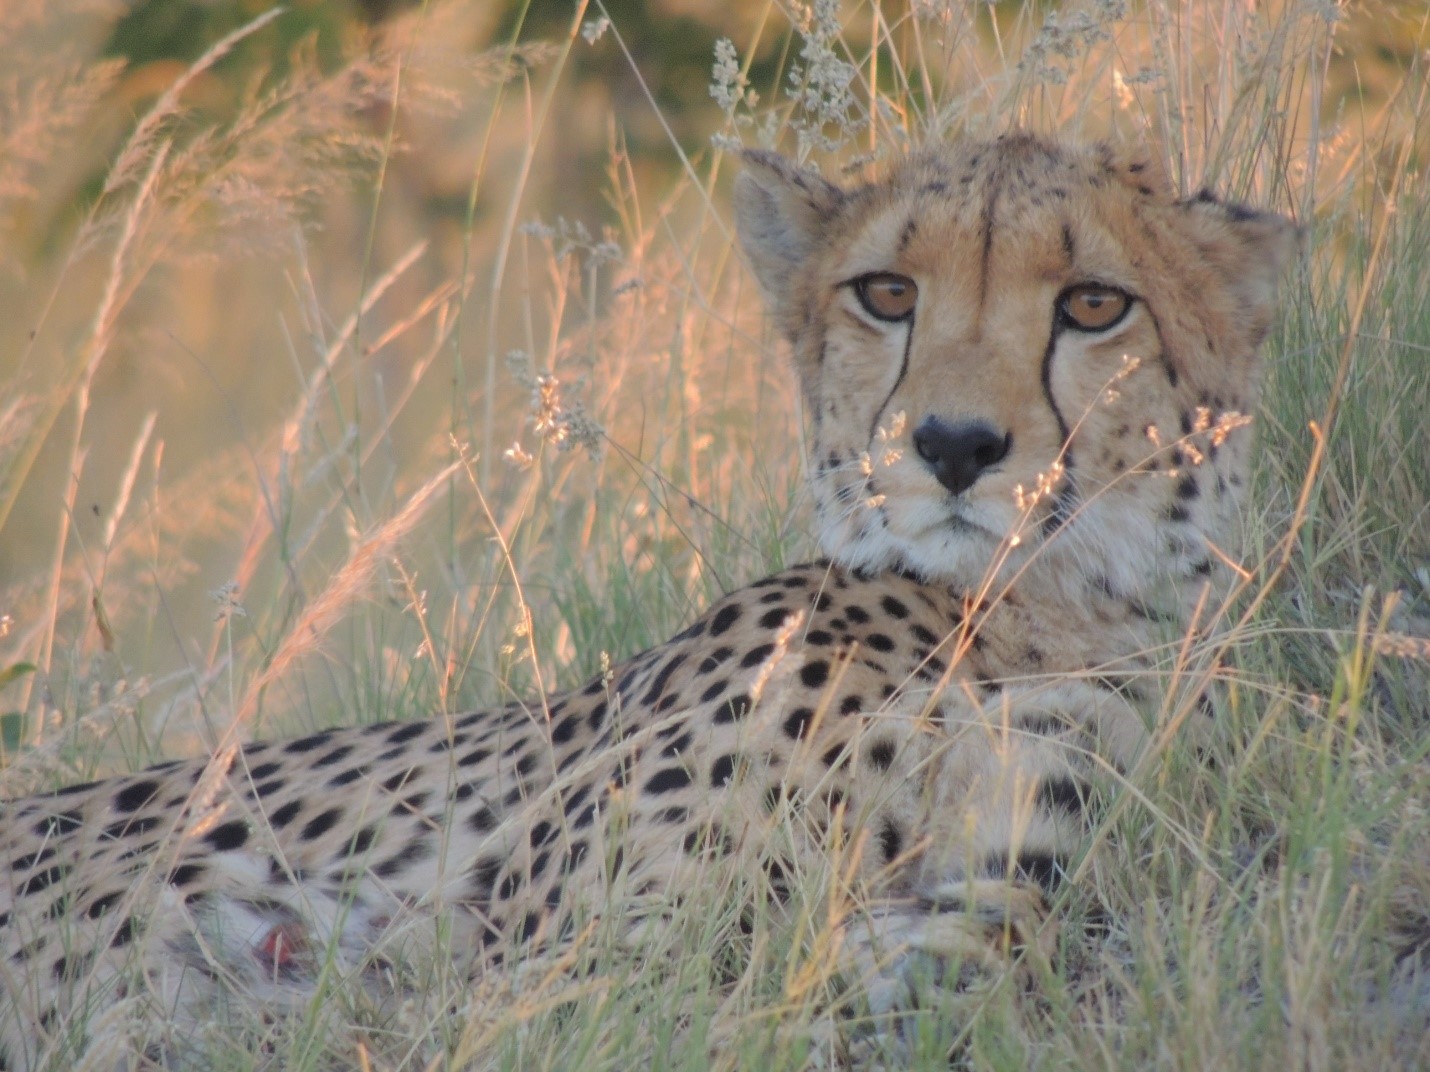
0,0,1426,1068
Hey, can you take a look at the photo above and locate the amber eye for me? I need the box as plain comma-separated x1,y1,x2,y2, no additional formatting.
853,273,918,322
1060,285,1131,331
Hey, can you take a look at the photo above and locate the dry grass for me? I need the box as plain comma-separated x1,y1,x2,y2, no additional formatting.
0,0,1426,1068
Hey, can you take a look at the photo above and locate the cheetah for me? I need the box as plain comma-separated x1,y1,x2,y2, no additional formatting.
0,132,1294,1068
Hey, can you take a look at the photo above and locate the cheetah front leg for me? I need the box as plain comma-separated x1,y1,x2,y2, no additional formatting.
836,676,1151,1047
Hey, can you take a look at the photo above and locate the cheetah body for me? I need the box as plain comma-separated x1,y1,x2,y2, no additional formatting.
0,133,1292,1067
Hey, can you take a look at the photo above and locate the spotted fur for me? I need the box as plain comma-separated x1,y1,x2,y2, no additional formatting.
0,133,1294,1068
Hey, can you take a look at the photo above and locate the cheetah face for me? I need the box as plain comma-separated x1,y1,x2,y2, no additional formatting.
733,134,1295,596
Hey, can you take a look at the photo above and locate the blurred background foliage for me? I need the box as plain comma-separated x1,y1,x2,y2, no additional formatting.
82,0,1430,242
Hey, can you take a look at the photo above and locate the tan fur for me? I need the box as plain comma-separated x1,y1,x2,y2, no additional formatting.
0,133,1293,1068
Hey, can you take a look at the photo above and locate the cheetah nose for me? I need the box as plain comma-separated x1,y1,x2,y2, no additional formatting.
911,416,1012,495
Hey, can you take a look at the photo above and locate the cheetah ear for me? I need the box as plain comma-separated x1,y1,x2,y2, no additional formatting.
1184,191,1301,344
732,150,845,333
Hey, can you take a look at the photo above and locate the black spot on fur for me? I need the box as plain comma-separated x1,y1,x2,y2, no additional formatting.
660,731,693,758
641,653,688,706
699,679,728,703
103,815,162,840
586,699,608,731
468,805,497,834
866,739,896,770
16,865,70,897
1014,850,1064,892
347,825,378,857
800,661,829,688
458,745,492,767
469,857,502,900
697,647,734,673
644,767,692,794
710,754,736,787
682,823,729,857
709,604,742,636
110,917,136,947
1038,777,1090,817
614,666,641,700
313,744,354,768
299,808,342,842
168,863,205,887
879,819,904,863
782,708,815,740
284,732,332,754
33,811,83,838
203,820,250,852
49,779,99,798
382,769,417,793
759,607,793,628
740,644,775,668
52,952,94,981
562,784,591,816
672,618,706,641
910,624,938,646
551,713,581,744
374,840,432,879
112,780,161,813
880,595,909,619
327,767,365,788
714,693,751,723
86,891,122,918
268,806,304,829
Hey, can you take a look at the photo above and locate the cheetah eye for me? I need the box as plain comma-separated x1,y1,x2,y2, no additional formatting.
1059,285,1131,331
853,273,918,322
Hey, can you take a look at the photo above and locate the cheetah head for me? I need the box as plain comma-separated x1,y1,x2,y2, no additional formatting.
733,133,1296,602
